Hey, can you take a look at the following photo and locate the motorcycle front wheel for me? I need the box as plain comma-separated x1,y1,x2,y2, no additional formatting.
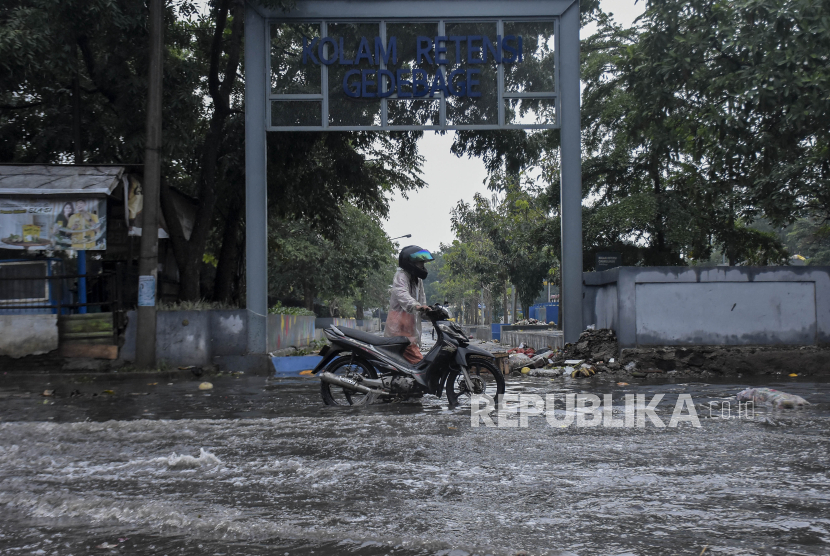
320,357,378,406
446,360,505,407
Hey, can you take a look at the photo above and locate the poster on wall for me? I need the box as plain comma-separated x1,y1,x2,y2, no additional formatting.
0,197,107,251
124,174,168,238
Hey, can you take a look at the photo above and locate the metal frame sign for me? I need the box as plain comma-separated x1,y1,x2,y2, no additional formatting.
268,18,558,131
244,0,583,351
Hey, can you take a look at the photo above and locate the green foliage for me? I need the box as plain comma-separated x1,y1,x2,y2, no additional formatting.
0,0,424,304
157,299,236,311
448,1,827,268
422,250,445,304
269,203,396,316
441,175,556,321
268,302,315,317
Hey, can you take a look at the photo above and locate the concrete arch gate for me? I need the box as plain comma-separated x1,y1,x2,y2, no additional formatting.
243,0,583,353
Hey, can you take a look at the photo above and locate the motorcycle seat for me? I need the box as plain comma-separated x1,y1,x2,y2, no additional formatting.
339,327,409,346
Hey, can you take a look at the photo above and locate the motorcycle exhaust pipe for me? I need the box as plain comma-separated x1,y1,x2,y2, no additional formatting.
318,372,386,395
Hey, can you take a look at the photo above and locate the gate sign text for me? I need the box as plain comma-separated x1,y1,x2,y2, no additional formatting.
302,35,524,98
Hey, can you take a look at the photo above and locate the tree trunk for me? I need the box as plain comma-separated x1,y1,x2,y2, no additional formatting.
649,154,667,259
160,0,245,301
213,194,243,303
502,280,509,324
303,282,314,311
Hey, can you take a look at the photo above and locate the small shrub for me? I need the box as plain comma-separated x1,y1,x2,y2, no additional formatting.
269,302,316,317
157,299,238,311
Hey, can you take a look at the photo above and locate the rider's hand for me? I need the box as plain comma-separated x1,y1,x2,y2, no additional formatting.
417,305,430,312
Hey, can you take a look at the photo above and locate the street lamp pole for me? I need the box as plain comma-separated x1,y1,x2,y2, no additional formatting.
390,234,411,241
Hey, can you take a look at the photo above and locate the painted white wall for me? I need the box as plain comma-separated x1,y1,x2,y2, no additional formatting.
0,315,59,358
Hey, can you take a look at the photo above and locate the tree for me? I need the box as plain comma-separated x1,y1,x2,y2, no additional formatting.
268,203,395,315
1,0,426,304
446,175,556,321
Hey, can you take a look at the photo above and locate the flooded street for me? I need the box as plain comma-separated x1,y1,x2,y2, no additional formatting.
1,369,829,556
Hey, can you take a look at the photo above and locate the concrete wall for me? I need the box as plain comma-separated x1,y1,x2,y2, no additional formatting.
121,310,249,366
0,314,59,358
121,311,325,366
316,317,356,330
583,267,830,348
462,325,493,341
501,330,564,351
210,310,248,356
267,314,317,352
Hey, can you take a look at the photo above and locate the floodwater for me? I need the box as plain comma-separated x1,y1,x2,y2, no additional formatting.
1,368,829,556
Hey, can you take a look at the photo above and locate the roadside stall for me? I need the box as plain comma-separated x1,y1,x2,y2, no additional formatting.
0,165,129,358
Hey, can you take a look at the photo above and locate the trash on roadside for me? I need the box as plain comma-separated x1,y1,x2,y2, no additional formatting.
148,383,158,386
571,366,595,378
564,359,583,365
508,346,536,357
631,371,646,378
625,362,637,371
179,366,195,370
96,542,119,549
528,368,561,378
617,382,629,386
198,382,214,390
508,353,533,370
514,318,544,326
42,389,54,397
42,399,49,405
102,390,115,395
788,373,798,377
736,387,810,409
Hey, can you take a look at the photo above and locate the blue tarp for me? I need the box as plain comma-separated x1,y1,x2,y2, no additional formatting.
271,355,323,376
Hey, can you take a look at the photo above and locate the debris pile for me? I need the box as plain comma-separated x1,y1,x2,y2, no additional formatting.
509,328,620,379
512,318,555,326
508,346,556,371
562,328,618,363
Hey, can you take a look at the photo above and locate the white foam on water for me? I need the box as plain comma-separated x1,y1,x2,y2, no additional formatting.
156,448,222,470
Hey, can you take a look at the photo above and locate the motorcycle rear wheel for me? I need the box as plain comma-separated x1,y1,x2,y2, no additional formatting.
446,360,505,407
320,357,378,406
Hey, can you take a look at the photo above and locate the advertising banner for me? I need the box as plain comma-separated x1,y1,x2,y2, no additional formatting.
0,197,107,251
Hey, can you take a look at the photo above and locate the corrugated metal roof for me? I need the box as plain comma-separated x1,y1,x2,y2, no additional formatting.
0,165,125,196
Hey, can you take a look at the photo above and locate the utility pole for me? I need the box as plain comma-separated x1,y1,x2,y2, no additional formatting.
136,0,163,368
73,56,88,314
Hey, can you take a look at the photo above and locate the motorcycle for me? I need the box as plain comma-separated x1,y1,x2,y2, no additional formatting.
312,304,505,407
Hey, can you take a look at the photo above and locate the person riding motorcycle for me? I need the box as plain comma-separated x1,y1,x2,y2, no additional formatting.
385,245,434,364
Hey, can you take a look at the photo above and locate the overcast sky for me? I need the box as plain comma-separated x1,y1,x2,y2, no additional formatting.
381,0,646,254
